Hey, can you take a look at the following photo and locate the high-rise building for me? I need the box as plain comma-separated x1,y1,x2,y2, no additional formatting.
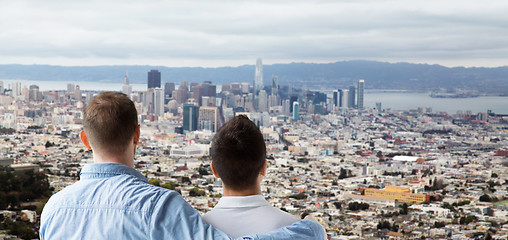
333,90,338,107
282,99,290,116
342,89,349,108
143,89,155,114
292,102,299,122
313,92,327,105
183,103,199,132
192,85,204,106
332,89,345,107
29,85,41,102
271,75,278,96
0,81,4,94
122,70,132,97
22,86,29,101
201,96,216,107
221,83,231,93
241,82,250,94
147,70,161,89
258,90,268,112
337,89,343,107
348,86,356,108
230,83,240,94
202,81,216,97
75,85,82,101
198,106,219,132
376,102,382,111
254,58,263,94
289,96,298,112
164,82,175,103
357,79,365,109
12,81,22,97
154,88,164,117
268,94,279,109
67,83,75,94
224,92,235,108
175,84,189,104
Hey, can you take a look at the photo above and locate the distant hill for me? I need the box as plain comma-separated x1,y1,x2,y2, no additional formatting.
0,60,507,94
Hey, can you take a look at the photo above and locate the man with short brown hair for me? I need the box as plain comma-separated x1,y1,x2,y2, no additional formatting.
203,115,300,237
40,92,324,239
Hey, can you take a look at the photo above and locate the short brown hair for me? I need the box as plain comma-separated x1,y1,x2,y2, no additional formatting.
83,92,138,154
211,115,266,190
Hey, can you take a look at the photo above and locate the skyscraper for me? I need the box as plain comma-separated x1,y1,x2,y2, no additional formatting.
202,81,216,97
75,85,82,101
192,85,204,106
154,88,164,117
348,86,356,108
271,75,278,96
12,81,21,97
337,89,343,107
258,90,268,112
29,85,41,102
283,99,291,116
333,90,338,107
122,70,132,96
292,101,299,122
164,82,175,103
289,96,298,112
254,58,263,94
342,89,349,108
357,79,365,109
198,106,219,132
147,70,161,89
183,103,199,132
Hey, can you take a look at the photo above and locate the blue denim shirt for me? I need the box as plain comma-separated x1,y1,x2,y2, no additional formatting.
40,163,324,239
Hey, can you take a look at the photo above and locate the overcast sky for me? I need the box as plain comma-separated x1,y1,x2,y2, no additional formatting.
1,0,507,68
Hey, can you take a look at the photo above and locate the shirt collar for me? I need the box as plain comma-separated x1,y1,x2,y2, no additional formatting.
80,162,148,183
215,195,271,209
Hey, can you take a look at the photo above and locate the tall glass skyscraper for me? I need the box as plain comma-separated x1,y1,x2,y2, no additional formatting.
292,101,299,122
357,79,365,109
348,86,356,108
148,70,161,89
183,103,199,132
254,58,263,94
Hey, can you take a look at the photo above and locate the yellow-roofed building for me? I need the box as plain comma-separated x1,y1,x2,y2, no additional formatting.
364,186,427,204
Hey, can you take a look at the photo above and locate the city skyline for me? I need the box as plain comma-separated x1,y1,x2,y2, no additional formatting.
1,1,508,68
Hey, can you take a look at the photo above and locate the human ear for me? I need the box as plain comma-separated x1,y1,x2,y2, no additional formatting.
133,125,141,145
259,160,267,176
80,130,92,150
210,162,220,178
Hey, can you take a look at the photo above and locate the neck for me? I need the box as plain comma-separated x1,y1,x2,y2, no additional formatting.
92,147,135,168
222,185,261,197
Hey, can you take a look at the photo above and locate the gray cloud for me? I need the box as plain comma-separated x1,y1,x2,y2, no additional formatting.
0,0,507,67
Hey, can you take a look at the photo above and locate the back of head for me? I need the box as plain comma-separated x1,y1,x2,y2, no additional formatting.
83,92,138,154
211,115,266,191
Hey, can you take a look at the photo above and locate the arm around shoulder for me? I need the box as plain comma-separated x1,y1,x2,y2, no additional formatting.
236,219,325,240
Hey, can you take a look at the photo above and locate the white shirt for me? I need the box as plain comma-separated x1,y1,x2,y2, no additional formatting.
202,195,300,238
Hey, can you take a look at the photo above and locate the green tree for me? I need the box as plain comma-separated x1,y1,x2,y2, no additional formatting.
189,187,205,197
479,194,492,202
399,203,409,215
149,179,161,186
161,182,179,190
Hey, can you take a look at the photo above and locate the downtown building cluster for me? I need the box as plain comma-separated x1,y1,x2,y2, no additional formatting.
0,61,507,239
